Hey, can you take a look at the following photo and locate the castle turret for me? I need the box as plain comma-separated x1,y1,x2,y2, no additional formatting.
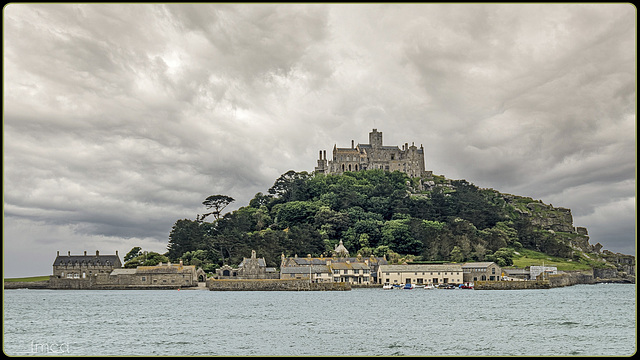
369,129,383,148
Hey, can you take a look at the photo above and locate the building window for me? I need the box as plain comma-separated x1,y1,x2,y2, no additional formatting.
142,276,146,281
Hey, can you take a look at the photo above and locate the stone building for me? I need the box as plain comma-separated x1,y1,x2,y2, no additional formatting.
280,253,387,284
378,264,464,285
215,250,279,279
105,261,205,287
49,250,205,289
315,129,431,178
461,262,504,282
52,250,122,280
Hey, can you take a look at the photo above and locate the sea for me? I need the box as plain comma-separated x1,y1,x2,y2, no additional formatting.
2,283,636,357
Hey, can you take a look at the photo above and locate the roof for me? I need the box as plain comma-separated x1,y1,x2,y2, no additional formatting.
281,265,331,274
136,264,196,274
53,254,122,267
291,258,329,266
287,256,387,266
504,268,529,275
461,262,497,269
379,264,463,272
330,262,370,270
238,257,267,267
109,268,137,275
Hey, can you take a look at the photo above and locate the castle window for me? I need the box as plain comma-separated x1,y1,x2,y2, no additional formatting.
142,276,146,281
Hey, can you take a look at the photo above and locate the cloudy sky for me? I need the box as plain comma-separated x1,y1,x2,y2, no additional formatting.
3,3,635,277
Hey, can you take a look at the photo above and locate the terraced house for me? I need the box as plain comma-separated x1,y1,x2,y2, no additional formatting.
378,264,464,285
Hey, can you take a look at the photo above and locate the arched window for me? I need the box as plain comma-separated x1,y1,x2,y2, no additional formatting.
341,164,345,171
355,164,358,171
348,164,352,171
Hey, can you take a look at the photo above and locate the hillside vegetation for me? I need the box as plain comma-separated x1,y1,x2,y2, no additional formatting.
165,169,610,273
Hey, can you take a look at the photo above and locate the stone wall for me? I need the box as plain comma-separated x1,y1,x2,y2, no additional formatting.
548,271,594,287
475,271,594,290
207,278,351,291
4,281,50,289
474,280,551,290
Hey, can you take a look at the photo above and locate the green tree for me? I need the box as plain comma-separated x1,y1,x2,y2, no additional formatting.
124,247,142,262
450,245,464,262
199,195,235,221
167,219,205,260
124,251,169,268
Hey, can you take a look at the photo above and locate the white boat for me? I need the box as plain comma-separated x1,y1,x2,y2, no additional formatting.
424,284,435,290
382,283,394,290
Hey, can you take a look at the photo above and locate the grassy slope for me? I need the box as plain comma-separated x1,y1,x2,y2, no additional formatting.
509,248,607,271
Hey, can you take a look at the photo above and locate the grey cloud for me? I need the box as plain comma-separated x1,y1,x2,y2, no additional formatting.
3,4,635,278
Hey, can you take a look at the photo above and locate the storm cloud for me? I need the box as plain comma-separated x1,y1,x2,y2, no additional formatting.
3,3,635,277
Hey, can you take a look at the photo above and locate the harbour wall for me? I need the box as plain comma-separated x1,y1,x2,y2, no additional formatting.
207,278,351,291
475,271,595,290
4,281,50,289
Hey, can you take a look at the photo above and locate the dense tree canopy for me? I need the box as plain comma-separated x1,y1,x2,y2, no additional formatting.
166,169,579,272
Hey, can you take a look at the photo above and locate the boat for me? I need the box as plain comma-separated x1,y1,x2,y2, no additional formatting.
382,283,394,290
424,284,435,290
459,282,474,289
403,283,415,289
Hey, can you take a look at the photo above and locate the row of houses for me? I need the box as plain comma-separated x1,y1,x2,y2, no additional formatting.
213,242,509,286
50,246,555,289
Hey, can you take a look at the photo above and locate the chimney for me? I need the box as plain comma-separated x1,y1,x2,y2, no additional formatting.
68,251,71,257
84,251,87,256
319,150,322,159
326,259,331,266
96,250,99,256
323,150,326,160
180,260,183,266
116,250,119,257
351,140,354,149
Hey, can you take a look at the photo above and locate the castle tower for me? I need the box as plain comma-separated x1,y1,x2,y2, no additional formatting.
369,129,383,148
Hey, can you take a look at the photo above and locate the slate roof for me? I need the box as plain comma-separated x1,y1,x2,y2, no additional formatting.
330,262,370,270
288,256,387,266
379,264,463,272
280,265,331,274
461,262,496,269
238,258,267,267
53,254,122,267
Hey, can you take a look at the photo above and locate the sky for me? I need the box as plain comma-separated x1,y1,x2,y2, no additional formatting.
3,3,636,277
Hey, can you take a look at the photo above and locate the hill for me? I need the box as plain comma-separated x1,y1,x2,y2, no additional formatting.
163,169,633,277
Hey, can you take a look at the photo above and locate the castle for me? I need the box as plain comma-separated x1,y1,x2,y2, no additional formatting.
314,129,430,178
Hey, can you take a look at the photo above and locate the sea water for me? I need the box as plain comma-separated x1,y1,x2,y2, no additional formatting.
2,283,636,356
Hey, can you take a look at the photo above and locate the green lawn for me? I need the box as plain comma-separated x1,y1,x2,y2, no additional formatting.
509,249,593,271
4,276,50,282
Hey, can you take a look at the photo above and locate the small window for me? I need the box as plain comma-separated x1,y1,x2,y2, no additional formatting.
142,276,146,281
